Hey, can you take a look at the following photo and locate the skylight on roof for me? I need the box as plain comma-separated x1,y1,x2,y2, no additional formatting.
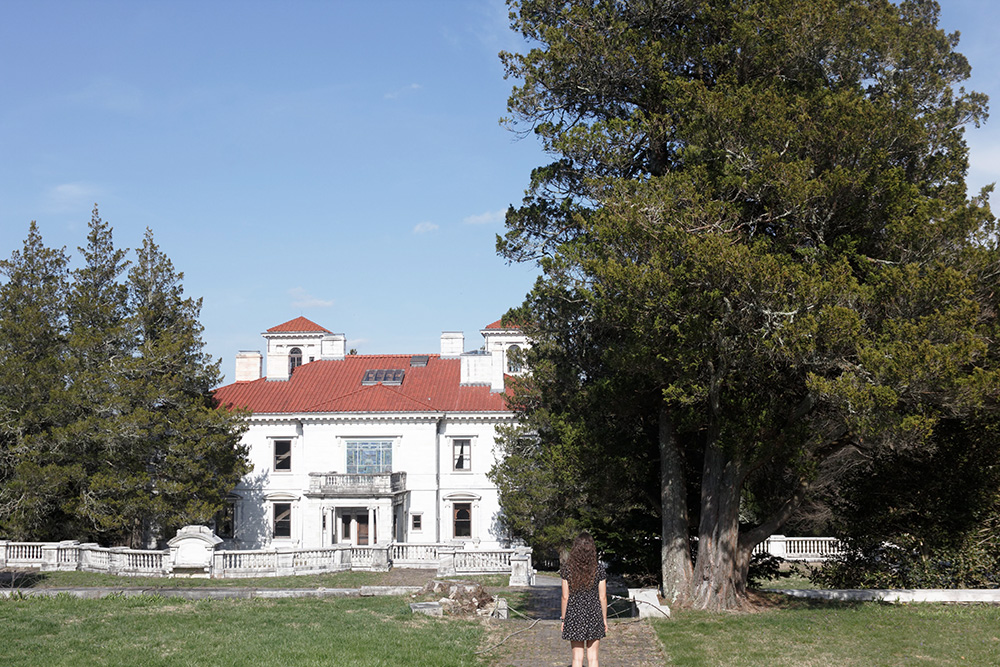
361,369,405,386
410,355,429,367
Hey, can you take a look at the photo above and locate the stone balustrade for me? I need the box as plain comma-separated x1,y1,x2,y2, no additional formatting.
306,472,407,496
0,531,533,585
752,535,843,561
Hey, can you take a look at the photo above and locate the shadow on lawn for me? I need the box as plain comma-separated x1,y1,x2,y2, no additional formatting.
748,590,868,611
0,570,48,588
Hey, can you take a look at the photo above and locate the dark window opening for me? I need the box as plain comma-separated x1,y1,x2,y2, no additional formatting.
274,439,291,471
361,368,405,385
507,344,522,373
453,439,471,471
289,347,303,374
454,503,471,538
216,501,235,539
273,503,291,538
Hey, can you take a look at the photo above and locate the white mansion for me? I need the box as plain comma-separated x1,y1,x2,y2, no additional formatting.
213,317,528,551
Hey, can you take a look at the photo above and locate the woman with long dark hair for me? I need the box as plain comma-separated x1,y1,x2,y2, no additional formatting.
560,531,608,667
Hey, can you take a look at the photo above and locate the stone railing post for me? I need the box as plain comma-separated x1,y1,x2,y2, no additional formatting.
54,540,81,572
211,551,225,577
276,549,295,577
768,535,787,559
40,543,60,572
509,548,534,586
109,547,130,575
78,544,99,573
372,545,390,572
0,540,8,568
436,546,457,577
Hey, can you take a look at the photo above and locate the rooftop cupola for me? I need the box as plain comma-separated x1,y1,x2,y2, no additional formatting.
261,316,337,381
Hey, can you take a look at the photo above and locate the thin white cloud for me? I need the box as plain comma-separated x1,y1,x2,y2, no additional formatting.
288,287,334,308
45,182,102,212
384,83,422,100
413,221,439,234
463,209,506,225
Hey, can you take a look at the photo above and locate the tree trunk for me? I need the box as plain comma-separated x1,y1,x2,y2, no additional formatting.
691,435,750,611
659,405,693,606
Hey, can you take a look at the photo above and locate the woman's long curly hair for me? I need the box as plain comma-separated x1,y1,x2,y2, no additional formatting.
566,532,598,592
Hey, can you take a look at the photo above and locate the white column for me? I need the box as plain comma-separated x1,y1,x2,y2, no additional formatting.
472,499,481,546
368,506,376,544
443,499,452,540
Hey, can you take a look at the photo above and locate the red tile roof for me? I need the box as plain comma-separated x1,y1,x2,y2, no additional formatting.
267,316,332,333
214,354,509,414
484,318,521,330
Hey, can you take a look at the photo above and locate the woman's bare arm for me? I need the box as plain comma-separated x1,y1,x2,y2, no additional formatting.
599,579,608,631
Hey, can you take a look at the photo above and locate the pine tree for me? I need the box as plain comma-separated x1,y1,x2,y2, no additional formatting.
0,217,249,546
0,223,74,539
121,228,248,544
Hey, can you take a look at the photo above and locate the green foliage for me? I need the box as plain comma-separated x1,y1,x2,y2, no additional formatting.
814,415,1000,588
0,209,248,545
746,553,787,589
494,0,999,608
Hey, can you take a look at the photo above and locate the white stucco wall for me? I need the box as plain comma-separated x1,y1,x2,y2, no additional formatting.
231,409,511,550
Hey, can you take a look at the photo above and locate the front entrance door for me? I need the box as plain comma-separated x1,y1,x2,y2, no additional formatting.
356,514,369,545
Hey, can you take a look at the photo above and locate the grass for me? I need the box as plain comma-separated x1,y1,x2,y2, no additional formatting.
654,598,1000,666
2,569,393,590
0,593,485,667
8,567,1000,666
757,564,818,590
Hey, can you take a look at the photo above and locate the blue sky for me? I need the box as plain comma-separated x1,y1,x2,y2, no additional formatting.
2,1,999,383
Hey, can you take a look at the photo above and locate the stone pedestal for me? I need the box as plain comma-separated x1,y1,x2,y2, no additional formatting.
168,525,223,578
436,546,457,577
629,588,670,619
508,548,534,586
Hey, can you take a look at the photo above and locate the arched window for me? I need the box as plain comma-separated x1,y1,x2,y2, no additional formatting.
289,347,303,374
506,344,522,373
454,503,472,538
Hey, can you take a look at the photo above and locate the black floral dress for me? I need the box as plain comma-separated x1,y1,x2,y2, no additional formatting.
560,562,607,642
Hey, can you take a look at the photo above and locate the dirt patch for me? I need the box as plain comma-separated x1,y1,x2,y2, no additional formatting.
372,568,439,587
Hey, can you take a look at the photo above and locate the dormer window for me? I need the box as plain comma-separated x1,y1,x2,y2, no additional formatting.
361,369,405,385
289,347,303,375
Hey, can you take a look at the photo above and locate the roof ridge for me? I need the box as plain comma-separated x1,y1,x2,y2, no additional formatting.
304,383,435,413
377,383,435,410
302,384,374,412
267,316,332,333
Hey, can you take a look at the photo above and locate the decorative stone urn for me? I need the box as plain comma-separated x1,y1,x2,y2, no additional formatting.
167,525,222,578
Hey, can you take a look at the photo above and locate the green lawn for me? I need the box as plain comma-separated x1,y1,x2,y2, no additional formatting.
0,594,485,667
655,599,1000,666
7,570,1000,666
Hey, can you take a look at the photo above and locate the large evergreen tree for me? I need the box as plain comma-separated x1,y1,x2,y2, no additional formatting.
493,0,999,610
0,223,73,538
0,213,248,546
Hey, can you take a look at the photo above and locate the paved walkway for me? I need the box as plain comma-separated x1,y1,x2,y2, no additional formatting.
483,575,668,667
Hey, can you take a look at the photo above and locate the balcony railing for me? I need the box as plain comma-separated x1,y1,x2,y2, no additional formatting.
307,471,406,496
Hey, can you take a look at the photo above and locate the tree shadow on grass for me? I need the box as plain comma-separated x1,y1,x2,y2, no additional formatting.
747,590,867,611
0,570,48,588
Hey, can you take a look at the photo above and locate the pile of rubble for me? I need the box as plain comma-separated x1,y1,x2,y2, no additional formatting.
418,579,497,617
